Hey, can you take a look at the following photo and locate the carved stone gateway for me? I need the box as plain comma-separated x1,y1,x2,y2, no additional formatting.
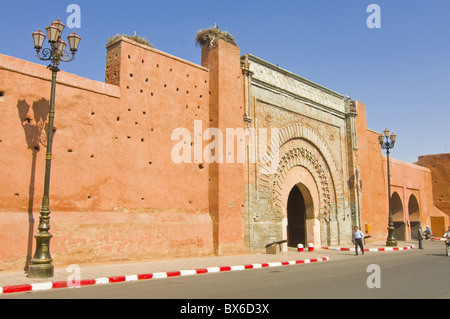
259,124,343,247
243,54,352,251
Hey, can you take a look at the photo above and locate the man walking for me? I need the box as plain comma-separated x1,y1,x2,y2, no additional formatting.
352,226,365,255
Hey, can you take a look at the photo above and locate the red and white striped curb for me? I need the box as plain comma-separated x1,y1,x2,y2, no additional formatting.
322,245,415,252
0,256,330,294
431,238,446,241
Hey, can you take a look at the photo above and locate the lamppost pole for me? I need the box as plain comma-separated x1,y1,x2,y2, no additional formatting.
378,129,397,247
27,19,81,278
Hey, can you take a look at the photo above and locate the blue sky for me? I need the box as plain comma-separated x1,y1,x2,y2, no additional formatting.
1,0,449,163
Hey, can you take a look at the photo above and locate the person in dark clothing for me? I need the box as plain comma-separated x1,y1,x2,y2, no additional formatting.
418,224,424,249
352,226,365,256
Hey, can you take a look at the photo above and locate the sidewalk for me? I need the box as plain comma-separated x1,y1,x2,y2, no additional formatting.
0,241,416,294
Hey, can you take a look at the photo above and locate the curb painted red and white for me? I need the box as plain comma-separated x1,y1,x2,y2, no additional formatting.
0,256,330,295
322,245,415,252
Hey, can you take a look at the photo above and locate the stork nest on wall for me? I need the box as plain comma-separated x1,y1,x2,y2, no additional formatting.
107,34,153,48
195,27,237,47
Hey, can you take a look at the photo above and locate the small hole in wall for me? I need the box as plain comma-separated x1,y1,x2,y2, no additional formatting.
141,138,144,142
130,73,134,78
142,59,145,63
117,117,120,122
68,149,73,153
145,78,149,82
198,164,204,170
91,154,94,158
148,161,153,165
128,55,131,59
0,91,4,97
33,146,40,151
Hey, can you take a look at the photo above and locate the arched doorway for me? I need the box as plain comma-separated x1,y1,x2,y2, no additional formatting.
286,183,314,248
408,194,420,240
287,185,306,247
391,192,405,241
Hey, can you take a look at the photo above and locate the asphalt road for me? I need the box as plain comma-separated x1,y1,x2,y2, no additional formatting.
4,241,450,301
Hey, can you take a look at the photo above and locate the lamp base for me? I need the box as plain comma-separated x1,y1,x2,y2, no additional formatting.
27,263,54,278
27,232,54,278
386,238,398,247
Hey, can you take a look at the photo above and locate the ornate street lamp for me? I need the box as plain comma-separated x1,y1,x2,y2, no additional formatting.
378,128,397,247
28,19,81,278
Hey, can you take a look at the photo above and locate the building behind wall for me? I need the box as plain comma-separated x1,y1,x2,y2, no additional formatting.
0,30,447,272
415,154,450,237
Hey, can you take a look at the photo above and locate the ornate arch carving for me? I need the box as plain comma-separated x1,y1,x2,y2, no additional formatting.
258,123,343,223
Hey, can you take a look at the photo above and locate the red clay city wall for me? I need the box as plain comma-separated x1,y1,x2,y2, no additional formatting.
354,101,448,241
0,34,444,272
415,153,450,237
0,36,247,271
415,154,450,217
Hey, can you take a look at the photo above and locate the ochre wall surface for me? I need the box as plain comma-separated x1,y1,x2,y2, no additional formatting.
354,101,448,241
415,154,450,217
0,35,446,272
0,37,247,270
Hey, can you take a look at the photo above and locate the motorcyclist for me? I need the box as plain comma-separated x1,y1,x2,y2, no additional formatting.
423,226,432,240
444,226,450,245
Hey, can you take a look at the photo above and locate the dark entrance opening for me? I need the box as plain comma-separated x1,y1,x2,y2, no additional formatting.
391,192,405,241
287,185,306,248
408,194,420,240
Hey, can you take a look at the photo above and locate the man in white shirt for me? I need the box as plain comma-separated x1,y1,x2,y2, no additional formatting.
352,226,365,256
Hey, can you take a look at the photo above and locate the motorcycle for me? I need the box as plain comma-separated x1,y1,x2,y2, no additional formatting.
446,240,450,257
